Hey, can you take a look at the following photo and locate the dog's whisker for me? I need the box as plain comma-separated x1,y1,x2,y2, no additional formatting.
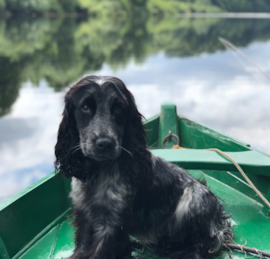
71,147,83,154
116,146,134,158
70,144,80,151
71,143,88,154
71,143,88,151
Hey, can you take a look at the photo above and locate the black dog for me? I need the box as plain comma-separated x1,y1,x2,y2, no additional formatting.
55,76,233,259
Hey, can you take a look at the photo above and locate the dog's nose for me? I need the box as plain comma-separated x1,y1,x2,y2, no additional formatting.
96,138,115,152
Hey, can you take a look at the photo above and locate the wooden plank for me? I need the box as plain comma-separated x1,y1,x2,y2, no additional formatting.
0,174,71,258
152,149,270,177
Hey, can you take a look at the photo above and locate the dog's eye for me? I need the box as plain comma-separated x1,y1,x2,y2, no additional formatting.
81,105,91,114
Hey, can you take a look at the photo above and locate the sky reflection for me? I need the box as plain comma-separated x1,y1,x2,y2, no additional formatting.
0,81,65,201
0,31,270,202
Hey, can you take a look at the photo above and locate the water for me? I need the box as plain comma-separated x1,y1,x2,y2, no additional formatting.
0,16,270,202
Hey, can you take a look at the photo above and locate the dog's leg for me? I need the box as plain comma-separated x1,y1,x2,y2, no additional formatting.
67,209,95,259
67,211,134,259
86,223,133,259
82,165,135,259
156,180,232,259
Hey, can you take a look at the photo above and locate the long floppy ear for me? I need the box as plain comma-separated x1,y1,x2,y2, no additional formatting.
54,94,90,180
121,88,153,184
123,93,147,154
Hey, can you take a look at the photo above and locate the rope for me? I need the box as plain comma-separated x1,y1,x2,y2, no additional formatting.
205,148,270,211
218,37,270,81
171,145,270,212
225,243,270,258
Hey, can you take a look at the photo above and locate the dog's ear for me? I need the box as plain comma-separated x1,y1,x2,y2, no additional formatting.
121,89,153,184
123,93,147,154
54,94,89,180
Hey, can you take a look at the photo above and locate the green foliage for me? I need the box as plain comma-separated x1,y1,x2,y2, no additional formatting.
147,0,222,15
77,0,125,16
58,0,78,12
0,57,22,116
0,0,5,10
77,0,148,17
211,0,270,12
0,0,79,13
2,0,270,15
4,0,60,13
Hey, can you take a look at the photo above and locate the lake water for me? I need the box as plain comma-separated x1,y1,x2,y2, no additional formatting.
0,16,270,202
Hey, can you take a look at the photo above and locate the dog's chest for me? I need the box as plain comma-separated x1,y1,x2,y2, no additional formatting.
91,170,129,211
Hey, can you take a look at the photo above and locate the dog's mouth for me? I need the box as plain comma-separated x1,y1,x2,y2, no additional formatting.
81,145,121,162
90,152,120,162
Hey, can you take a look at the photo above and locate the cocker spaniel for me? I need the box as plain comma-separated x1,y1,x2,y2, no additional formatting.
55,76,233,259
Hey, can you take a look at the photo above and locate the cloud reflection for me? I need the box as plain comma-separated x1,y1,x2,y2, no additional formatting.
0,81,65,201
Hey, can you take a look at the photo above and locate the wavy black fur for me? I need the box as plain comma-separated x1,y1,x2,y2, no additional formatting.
55,76,233,259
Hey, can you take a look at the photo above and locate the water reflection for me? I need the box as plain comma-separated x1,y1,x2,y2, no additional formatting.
0,16,270,202
0,81,64,201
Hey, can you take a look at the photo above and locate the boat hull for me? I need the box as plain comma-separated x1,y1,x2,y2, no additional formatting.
0,102,269,259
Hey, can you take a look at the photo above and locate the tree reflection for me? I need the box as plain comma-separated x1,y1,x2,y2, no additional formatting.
0,57,22,116
0,15,270,116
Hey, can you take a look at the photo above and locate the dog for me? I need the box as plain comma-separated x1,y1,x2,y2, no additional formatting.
55,75,233,259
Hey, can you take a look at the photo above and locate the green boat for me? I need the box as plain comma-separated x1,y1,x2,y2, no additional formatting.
0,102,270,259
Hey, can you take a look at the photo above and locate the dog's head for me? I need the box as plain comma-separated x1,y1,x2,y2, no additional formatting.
55,76,149,180
71,76,129,161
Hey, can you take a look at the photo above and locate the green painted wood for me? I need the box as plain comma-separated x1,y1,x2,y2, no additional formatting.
262,189,270,216
13,209,71,259
228,171,270,198
201,170,270,204
19,220,75,259
19,225,59,259
152,149,270,177
50,220,74,258
0,236,10,259
13,172,270,258
178,115,250,151
0,174,71,258
158,102,179,149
